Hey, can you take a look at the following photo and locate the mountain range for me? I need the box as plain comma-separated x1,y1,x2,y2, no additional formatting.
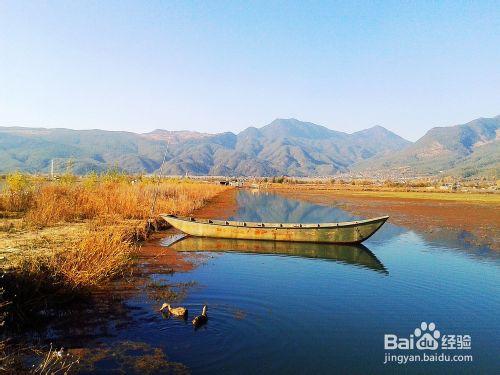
352,116,499,178
0,116,498,177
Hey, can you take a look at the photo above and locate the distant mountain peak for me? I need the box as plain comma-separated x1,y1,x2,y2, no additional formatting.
352,125,410,146
369,125,388,131
355,124,393,134
263,118,318,129
259,118,345,140
142,129,211,143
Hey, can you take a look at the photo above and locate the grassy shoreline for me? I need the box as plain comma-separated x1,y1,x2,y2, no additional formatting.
0,173,230,372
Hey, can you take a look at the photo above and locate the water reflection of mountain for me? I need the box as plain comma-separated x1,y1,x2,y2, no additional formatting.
232,191,499,264
413,228,499,263
232,191,359,223
230,191,405,243
170,236,388,274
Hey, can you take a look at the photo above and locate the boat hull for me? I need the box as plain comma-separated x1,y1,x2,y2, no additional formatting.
161,215,388,244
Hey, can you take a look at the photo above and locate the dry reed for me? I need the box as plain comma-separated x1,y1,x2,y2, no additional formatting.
21,177,228,227
30,344,80,374
14,226,134,288
0,340,79,374
50,226,134,288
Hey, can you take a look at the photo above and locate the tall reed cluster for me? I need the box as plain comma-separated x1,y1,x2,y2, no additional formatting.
1,172,228,227
17,226,134,288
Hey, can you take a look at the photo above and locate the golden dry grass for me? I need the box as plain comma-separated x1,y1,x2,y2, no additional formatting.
0,226,137,339
1,174,229,277
19,178,228,227
268,183,500,204
332,189,500,203
16,226,134,289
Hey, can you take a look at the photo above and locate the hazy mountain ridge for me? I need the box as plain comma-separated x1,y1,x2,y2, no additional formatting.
142,129,211,143
0,116,497,177
352,116,499,177
158,119,410,176
0,126,166,174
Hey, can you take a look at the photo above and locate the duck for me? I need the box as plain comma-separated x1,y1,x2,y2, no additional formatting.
160,303,188,318
192,305,208,328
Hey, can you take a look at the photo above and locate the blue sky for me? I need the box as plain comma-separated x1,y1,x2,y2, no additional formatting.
1,1,498,141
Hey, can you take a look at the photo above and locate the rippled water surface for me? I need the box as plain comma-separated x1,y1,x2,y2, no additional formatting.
38,191,500,373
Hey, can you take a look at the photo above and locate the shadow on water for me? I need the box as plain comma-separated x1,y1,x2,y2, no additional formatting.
168,236,388,275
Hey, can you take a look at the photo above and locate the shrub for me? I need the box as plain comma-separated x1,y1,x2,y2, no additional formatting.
2,172,34,212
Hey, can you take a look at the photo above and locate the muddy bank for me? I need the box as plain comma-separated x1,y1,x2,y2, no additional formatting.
138,188,238,272
272,188,499,251
137,230,208,273
192,188,238,219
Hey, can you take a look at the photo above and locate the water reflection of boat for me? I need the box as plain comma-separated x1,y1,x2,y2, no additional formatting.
168,236,388,274
161,215,389,244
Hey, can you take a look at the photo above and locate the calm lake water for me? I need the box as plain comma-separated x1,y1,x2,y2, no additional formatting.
28,190,500,374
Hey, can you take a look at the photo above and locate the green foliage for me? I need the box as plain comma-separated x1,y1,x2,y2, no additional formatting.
66,158,75,174
272,176,285,183
59,172,77,185
3,172,33,211
82,171,99,189
102,166,129,184
5,171,31,193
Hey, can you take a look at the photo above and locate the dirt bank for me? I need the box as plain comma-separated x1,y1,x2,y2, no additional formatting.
138,188,238,272
192,188,238,219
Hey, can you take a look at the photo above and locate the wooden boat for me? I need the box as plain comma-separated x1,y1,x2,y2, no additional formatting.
161,214,389,244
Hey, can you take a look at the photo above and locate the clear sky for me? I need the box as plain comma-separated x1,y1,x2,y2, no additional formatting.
1,1,499,141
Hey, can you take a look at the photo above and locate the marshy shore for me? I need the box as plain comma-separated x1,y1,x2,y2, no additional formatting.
0,172,230,372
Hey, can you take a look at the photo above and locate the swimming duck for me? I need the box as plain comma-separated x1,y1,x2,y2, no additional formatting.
160,303,188,318
192,305,208,328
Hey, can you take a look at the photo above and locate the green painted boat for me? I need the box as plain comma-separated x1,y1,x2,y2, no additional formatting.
161,214,389,244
